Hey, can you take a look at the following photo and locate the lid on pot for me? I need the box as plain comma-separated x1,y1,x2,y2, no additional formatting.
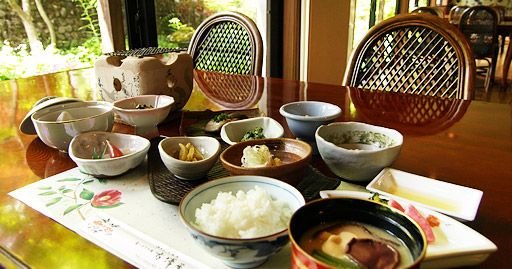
19,96,83,135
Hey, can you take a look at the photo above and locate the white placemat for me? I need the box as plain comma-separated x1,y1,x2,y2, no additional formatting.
8,164,291,268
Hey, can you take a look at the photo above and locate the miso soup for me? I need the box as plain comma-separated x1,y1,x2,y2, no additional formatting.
299,221,413,269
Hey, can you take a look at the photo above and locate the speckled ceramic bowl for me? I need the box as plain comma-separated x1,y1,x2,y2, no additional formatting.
31,101,114,151
179,175,305,268
315,122,403,181
158,136,221,180
69,132,150,177
113,95,174,138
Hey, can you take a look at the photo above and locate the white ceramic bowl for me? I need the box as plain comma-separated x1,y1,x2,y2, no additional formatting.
220,116,284,145
279,101,342,141
179,175,305,268
113,95,174,129
31,101,114,151
69,132,150,177
315,122,403,181
158,136,221,180
20,96,83,135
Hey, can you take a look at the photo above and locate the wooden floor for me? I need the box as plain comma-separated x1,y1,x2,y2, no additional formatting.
474,41,512,104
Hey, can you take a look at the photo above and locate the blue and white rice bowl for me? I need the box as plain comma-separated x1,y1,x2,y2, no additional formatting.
179,175,305,268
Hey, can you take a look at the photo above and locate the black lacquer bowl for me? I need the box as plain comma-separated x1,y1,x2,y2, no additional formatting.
289,198,427,269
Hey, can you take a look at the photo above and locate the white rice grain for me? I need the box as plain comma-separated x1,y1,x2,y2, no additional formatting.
194,186,292,238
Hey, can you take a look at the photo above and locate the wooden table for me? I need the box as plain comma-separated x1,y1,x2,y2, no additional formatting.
0,69,511,268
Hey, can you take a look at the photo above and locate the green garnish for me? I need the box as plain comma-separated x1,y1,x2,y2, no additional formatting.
212,113,231,122
240,127,265,142
312,250,362,269
370,193,389,204
92,145,108,159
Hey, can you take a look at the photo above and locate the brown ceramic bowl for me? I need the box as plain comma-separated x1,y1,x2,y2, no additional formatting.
289,198,427,269
220,138,312,185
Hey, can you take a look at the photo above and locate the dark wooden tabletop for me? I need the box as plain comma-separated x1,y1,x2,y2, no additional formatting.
0,69,510,268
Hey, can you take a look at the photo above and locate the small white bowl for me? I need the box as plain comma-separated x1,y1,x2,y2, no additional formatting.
113,95,174,137
32,101,114,151
220,117,284,145
69,132,150,177
279,101,342,141
158,136,221,180
315,122,403,181
179,175,305,268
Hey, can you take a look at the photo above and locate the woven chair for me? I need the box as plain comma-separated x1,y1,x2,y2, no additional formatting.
343,14,475,100
449,5,469,24
411,6,444,17
459,6,498,92
187,11,263,76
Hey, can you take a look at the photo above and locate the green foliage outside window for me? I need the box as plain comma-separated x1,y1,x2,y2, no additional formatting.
2,0,257,81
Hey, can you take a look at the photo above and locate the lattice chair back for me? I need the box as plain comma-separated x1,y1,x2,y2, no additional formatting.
343,14,475,100
459,6,498,59
411,7,444,17
188,11,263,76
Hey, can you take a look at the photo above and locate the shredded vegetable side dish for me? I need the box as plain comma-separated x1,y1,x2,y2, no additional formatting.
241,145,281,167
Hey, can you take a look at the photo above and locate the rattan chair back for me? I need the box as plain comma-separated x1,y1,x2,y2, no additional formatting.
343,14,475,100
187,11,263,76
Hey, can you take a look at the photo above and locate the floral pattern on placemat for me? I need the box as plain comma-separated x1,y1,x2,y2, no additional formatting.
37,176,124,220
9,166,205,269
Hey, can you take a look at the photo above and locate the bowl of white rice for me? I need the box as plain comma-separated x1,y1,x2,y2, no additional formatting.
179,175,305,268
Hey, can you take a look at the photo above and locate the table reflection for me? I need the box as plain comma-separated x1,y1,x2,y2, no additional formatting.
194,70,264,109
350,88,471,135
26,138,76,178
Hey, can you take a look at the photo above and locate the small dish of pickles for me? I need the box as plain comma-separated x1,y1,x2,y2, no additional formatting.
158,136,221,180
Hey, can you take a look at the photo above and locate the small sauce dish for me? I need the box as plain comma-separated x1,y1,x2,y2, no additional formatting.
367,168,483,221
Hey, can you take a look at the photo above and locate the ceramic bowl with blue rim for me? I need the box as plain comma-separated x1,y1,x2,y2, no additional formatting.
179,175,305,268
315,121,403,182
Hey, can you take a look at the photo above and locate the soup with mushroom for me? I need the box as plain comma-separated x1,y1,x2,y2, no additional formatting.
299,222,413,269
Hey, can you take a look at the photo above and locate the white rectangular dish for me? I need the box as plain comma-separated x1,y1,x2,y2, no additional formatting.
319,190,497,269
366,168,483,221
